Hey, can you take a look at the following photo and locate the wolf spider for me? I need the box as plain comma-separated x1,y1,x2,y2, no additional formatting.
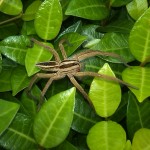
27,38,137,107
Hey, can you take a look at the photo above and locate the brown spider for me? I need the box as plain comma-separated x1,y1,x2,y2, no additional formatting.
27,38,137,107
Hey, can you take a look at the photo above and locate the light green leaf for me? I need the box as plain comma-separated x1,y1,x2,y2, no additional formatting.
0,35,30,65
33,87,75,148
126,0,148,20
129,8,150,63
89,63,121,117
122,66,150,102
91,32,135,63
34,0,62,40
25,41,53,76
22,0,42,21
127,92,150,139
0,113,37,150
0,99,20,135
11,66,31,96
132,128,150,150
87,121,126,150
0,54,1,73
0,0,22,15
65,0,109,20
124,140,132,150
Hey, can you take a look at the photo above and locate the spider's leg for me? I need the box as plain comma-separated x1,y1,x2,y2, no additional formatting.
74,71,138,90
59,39,67,59
38,74,66,109
31,38,61,62
67,74,93,106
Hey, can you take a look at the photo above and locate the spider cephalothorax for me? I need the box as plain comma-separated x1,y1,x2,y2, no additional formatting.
27,38,137,108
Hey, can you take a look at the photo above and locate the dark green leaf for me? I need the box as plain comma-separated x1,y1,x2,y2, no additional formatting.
65,0,109,20
33,87,75,148
127,92,150,139
11,66,31,96
0,113,37,150
34,0,62,40
110,0,132,7
0,35,30,65
0,99,20,135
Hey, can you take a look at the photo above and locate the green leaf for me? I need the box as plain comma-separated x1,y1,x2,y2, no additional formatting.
127,92,150,139
0,35,30,65
89,63,121,117
72,93,101,134
33,87,76,148
11,66,31,96
34,0,62,40
126,0,148,20
25,41,53,76
132,128,150,150
0,99,20,135
124,140,132,150
57,32,87,57
0,68,12,92
22,0,42,21
129,8,150,63
0,54,2,73
90,32,135,63
0,0,22,15
122,66,150,102
87,121,126,150
65,0,109,20
0,113,37,150
110,0,132,7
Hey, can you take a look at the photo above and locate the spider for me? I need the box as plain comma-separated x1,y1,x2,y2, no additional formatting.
27,38,137,107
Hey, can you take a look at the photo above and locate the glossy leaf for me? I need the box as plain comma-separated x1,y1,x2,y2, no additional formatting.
33,87,75,148
11,66,31,96
0,35,30,65
91,32,135,63
0,99,20,135
110,0,132,7
0,0,22,15
0,113,37,150
25,41,53,76
129,8,150,63
87,121,126,150
34,0,62,40
122,66,150,102
132,128,150,150
89,63,121,117
72,93,101,134
65,0,109,20
22,0,42,21
57,32,87,57
126,0,148,20
127,92,150,139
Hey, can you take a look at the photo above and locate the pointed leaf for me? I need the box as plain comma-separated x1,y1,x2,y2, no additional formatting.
0,35,30,65
65,0,109,20
33,87,76,148
0,0,22,15
34,0,62,40
129,8,150,63
25,41,53,76
110,0,132,7
126,0,148,20
89,63,121,117
0,99,20,135
87,121,126,150
132,128,150,150
122,66,150,102
127,92,150,139
0,113,37,150
11,66,31,96
124,140,132,150
22,0,42,21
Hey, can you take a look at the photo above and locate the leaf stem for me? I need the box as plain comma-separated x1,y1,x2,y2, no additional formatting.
0,13,22,26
